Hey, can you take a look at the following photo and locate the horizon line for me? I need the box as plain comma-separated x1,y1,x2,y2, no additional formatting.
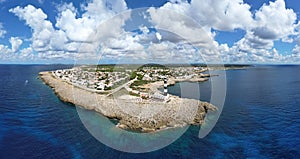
1,63,300,66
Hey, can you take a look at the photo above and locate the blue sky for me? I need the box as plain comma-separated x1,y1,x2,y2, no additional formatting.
0,0,300,64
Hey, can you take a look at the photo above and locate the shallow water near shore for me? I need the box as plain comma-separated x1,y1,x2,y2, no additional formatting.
0,65,299,158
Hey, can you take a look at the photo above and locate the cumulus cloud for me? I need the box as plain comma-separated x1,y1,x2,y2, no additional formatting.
230,0,299,63
236,32,274,51
19,47,34,60
146,0,300,64
94,26,203,64
189,0,254,31
56,3,96,42
147,7,214,49
0,44,9,55
0,23,6,38
9,37,23,53
146,0,255,63
0,36,23,54
55,0,128,42
7,0,129,63
252,0,297,41
0,42,35,63
9,5,66,52
292,25,300,62
154,0,253,31
2,0,300,64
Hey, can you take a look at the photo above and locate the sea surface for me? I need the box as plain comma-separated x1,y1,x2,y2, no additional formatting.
0,65,299,158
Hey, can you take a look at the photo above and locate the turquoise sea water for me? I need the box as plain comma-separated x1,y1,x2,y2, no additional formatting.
0,65,299,158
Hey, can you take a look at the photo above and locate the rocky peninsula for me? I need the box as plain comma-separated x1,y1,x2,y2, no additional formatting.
39,69,217,132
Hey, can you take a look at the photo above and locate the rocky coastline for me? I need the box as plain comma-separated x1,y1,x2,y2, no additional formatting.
39,71,217,132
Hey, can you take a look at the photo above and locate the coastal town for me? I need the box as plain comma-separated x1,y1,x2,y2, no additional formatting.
40,64,219,132
51,65,210,102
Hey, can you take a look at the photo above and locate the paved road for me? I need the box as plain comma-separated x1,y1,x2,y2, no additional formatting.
106,78,137,96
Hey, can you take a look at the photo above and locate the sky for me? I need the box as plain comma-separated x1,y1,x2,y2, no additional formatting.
0,0,300,64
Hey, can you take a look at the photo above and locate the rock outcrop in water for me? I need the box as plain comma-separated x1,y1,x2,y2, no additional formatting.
39,71,217,132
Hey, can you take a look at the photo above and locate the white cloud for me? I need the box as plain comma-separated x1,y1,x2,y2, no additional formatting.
55,3,95,42
55,0,128,42
139,25,150,34
236,32,274,51
0,36,23,55
147,7,215,50
94,27,203,64
7,0,129,63
0,23,6,38
9,37,23,53
103,0,127,13
154,0,253,31
210,0,299,64
146,0,300,64
2,0,300,64
0,45,12,62
189,0,254,31
0,44,9,55
292,45,300,55
225,0,299,64
9,5,63,52
146,0,255,63
19,47,34,60
155,32,162,41
252,0,297,41
0,43,36,63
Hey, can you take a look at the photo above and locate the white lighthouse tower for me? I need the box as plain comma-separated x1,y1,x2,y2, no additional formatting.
163,77,168,96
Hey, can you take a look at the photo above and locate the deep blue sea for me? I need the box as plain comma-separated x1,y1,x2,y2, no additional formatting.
0,65,299,158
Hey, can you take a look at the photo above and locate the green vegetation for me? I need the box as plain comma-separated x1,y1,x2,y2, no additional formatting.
81,67,96,72
98,77,106,80
129,91,140,97
104,86,112,90
96,64,127,72
130,80,151,88
141,63,167,68
158,70,170,76
96,66,114,72
112,67,126,72
130,72,137,80
105,79,109,85
137,74,144,80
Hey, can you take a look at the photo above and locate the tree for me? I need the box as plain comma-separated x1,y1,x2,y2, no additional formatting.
105,79,109,85
137,74,144,80
130,72,137,80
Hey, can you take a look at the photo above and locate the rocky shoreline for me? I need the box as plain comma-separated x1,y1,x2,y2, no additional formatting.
39,71,217,132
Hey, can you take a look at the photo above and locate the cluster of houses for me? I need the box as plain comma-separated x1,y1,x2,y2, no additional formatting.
139,67,170,81
137,66,208,82
52,66,207,102
169,67,207,79
52,67,130,91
